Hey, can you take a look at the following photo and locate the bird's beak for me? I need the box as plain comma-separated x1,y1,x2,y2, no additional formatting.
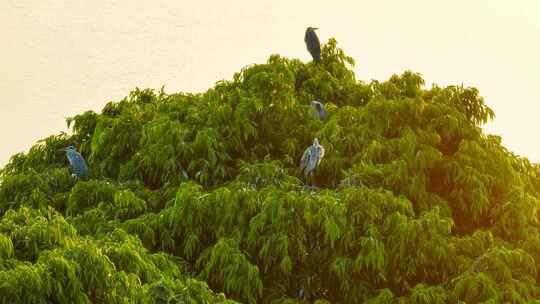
314,27,319,30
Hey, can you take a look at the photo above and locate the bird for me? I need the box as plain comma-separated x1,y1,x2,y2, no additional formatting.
300,138,325,185
310,100,327,120
304,27,321,62
64,146,89,180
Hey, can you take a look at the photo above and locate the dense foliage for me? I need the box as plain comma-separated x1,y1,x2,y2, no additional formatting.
2,39,540,303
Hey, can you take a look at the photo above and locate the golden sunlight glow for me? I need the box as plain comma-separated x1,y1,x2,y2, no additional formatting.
1,0,539,166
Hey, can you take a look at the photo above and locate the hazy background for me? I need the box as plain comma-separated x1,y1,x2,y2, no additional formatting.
2,0,539,168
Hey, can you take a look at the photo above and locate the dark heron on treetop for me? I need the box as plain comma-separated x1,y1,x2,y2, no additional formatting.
64,146,89,180
304,27,321,62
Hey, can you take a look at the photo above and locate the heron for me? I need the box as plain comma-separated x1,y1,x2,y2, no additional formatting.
64,146,89,180
304,27,321,62
300,138,325,185
310,100,327,120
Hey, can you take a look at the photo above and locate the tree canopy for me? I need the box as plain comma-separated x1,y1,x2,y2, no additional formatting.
2,38,540,303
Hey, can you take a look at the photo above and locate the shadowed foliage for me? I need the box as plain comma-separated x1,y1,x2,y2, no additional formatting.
2,38,540,303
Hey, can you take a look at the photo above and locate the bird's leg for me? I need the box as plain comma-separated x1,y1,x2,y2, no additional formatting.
304,174,314,191
311,172,322,191
306,174,320,192
304,177,311,190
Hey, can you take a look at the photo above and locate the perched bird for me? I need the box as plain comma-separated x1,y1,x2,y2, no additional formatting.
64,146,89,180
300,138,325,185
304,27,321,62
310,100,327,120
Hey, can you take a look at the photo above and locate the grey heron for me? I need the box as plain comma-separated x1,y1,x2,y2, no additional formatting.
300,138,325,185
310,100,327,120
64,146,89,180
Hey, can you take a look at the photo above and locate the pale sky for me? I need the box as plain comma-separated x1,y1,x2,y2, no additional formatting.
1,0,540,167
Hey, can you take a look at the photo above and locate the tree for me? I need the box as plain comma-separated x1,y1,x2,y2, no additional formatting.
1,38,539,303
